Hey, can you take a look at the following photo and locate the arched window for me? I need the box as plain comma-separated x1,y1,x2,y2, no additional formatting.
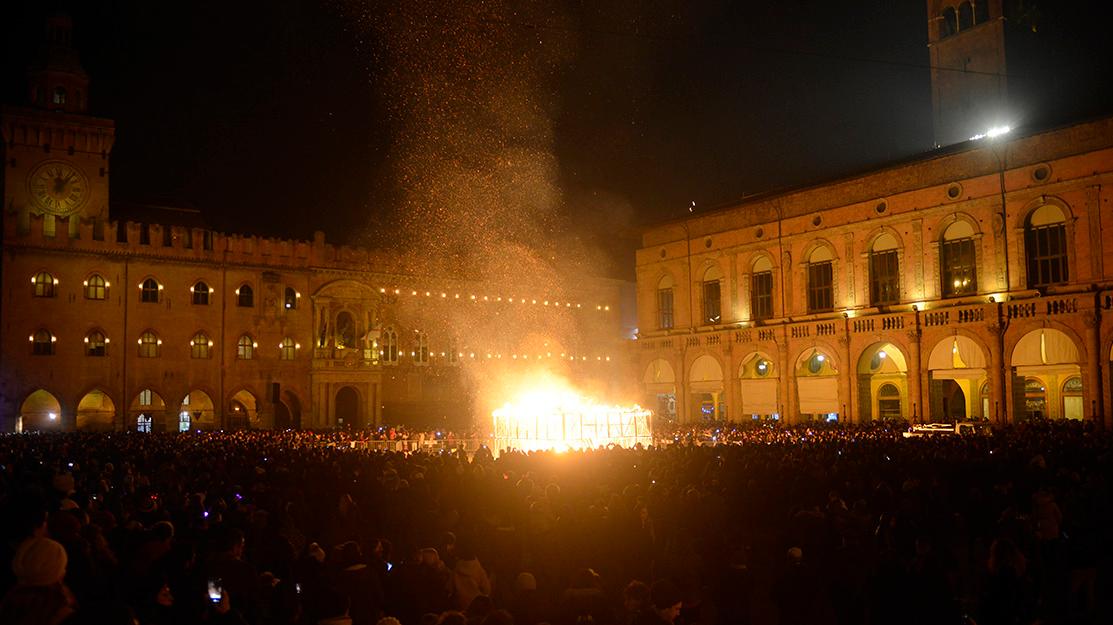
84,274,107,300
877,383,902,420
284,287,298,310
32,329,54,355
383,327,399,364
941,221,978,297
869,233,900,306
656,275,675,329
1024,377,1047,420
974,0,989,24
701,265,723,325
237,284,254,307
941,7,958,37
53,86,67,106
140,278,160,303
191,332,212,359
237,335,256,360
958,1,974,30
280,337,297,360
1024,205,1069,288
85,330,107,357
192,281,211,305
751,256,774,321
32,271,57,297
136,415,152,433
138,331,160,358
414,331,430,364
806,246,834,313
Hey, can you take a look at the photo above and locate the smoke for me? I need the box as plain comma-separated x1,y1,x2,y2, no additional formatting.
335,1,633,423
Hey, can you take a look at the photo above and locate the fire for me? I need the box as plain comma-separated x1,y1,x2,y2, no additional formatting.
492,386,652,452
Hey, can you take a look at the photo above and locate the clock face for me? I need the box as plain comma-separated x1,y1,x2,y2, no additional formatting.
27,160,90,216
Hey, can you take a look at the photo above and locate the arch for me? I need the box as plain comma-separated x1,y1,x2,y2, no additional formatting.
19,389,63,432
657,273,675,289
928,334,988,369
179,390,216,431
1023,201,1070,288
1011,328,1080,366
237,334,256,360
236,283,254,307
941,217,978,241
140,277,161,303
276,390,303,429
751,253,774,273
85,329,108,357
284,286,298,309
335,311,356,348
701,263,724,282
335,385,363,428
192,280,211,305
76,390,116,431
870,231,900,252
644,358,676,386
689,354,724,389
32,271,57,297
958,1,973,29
32,329,55,356
805,240,836,263
795,346,839,418
382,325,398,363
84,273,108,300
857,342,909,421
941,6,957,37
191,332,213,359
138,330,160,358
229,389,259,429
738,352,778,417
1062,376,1084,420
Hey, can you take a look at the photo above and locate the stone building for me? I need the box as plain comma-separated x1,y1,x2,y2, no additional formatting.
0,15,629,433
635,1,1113,426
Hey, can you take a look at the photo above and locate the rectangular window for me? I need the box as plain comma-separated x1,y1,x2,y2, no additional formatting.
807,261,834,313
751,271,773,320
657,288,674,329
941,238,978,297
702,280,721,325
1026,224,1068,287
869,250,900,305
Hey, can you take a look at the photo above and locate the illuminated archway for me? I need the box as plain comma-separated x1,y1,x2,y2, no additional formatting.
19,389,62,432
795,348,839,421
229,389,260,429
130,389,166,432
857,343,908,421
179,391,216,431
76,390,116,431
1011,328,1082,420
643,359,677,422
927,335,988,421
335,386,362,428
738,352,778,419
688,354,724,421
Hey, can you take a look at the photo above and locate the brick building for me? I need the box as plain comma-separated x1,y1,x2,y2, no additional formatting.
0,15,629,433
634,2,1113,426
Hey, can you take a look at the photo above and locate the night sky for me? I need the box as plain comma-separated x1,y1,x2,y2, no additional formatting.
4,1,1112,279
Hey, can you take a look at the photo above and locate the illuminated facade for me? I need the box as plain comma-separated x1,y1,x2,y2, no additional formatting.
636,117,1113,425
0,15,629,433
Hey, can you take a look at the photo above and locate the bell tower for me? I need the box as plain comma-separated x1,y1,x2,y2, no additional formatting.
1,12,115,238
926,0,1008,146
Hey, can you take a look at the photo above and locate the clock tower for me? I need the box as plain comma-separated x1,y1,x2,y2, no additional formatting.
1,12,114,238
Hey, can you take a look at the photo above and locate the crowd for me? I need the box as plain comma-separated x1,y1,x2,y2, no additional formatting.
0,421,1110,625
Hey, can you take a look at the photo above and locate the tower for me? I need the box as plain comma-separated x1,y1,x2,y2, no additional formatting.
1,12,115,238
926,1,1008,146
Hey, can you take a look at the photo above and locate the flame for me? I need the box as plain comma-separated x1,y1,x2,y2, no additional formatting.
492,381,652,452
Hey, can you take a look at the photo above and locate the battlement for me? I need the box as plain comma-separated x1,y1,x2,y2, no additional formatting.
1,210,409,272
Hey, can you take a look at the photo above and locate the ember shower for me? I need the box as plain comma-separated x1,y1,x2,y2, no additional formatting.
338,0,642,435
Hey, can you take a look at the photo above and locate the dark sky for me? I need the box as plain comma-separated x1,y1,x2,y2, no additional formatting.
4,1,1112,278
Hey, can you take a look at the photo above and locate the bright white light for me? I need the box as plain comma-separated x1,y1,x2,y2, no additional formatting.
970,125,1011,141
878,350,887,359
48,412,57,420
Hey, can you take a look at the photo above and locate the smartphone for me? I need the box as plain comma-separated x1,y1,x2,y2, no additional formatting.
207,578,222,603
386,562,393,572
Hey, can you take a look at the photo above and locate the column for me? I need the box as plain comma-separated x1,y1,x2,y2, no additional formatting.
1083,312,1105,427
908,327,923,422
990,315,1008,426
